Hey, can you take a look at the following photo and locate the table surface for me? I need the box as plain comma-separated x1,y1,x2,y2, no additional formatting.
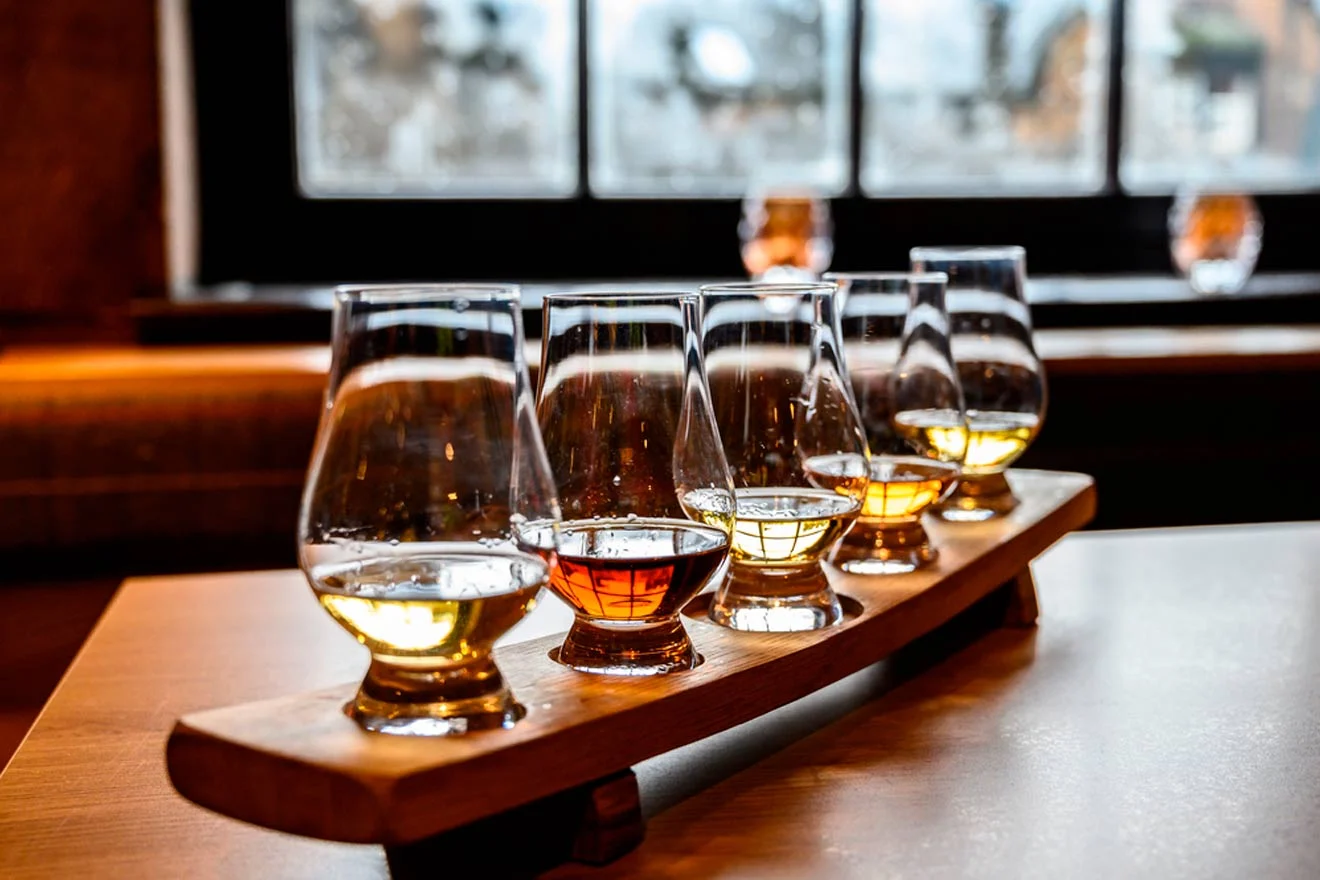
3,521,1320,878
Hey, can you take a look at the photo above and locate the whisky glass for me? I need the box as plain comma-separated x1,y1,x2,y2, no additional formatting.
1169,186,1262,295
909,246,1047,520
298,284,560,736
700,282,870,632
826,273,965,574
536,292,735,675
739,187,834,282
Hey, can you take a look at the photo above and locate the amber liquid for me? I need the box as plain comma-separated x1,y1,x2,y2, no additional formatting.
686,486,859,567
545,519,729,621
895,409,1039,475
741,195,830,278
857,456,961,521
311,549,547,660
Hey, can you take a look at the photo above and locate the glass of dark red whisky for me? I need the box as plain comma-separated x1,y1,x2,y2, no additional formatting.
531,291,736,675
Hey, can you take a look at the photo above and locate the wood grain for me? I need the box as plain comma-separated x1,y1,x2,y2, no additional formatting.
549,521,1320,880
164,471,1093,845
6,518,1320,877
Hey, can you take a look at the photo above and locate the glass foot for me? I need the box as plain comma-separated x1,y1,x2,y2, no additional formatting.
551,617,701,676
709,562,843,632
830,519,936,575
936,472,1018,522
347,655,522,736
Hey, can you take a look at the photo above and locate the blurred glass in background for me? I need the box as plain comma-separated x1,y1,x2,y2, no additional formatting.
739,188,833,280
588,0,851,196
292,0,577,196
1125,0,1320,190
861,0,1112,195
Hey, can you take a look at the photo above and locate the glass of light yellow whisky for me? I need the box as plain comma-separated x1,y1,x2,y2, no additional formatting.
298,284,561,736
825,272,965,574
534,292,735,675
909,246,1047,521
699,282,870,632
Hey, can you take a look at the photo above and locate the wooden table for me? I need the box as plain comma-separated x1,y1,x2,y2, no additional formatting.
3,522,1320,878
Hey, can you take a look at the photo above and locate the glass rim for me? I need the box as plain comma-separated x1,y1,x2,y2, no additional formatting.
824,271,948,286
909,245,1025,262
699,282,837,296
541,289,699,304
334,283,522,304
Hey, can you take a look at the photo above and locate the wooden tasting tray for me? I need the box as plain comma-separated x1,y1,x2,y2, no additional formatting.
166,469,1095,850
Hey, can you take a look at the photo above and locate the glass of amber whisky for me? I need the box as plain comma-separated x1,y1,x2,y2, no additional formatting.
825,273,965,574
534,291,735,675
699,282,870,632
298,284,561,736
739,187,834,282
1169,187,1262,295
909,247,1047,521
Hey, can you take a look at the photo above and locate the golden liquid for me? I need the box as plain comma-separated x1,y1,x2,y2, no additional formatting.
686,487,859,567
545,519,729,621
895,409,1040,475
858,456,961,521
312,551,547,660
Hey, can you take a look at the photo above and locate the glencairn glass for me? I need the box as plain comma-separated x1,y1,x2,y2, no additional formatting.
826,273,965,573
535,292,734,675
700,282,869,631
909,247,1046,520
298,284,560,736
739,187,833,282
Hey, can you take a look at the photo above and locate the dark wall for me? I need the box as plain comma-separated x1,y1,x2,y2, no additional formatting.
0,0,165,343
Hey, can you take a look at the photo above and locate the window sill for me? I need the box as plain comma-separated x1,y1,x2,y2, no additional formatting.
130,272,1320,345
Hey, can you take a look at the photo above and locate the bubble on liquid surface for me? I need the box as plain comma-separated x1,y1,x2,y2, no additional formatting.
453,298,469,313
612,475,622,487
626,513,638,522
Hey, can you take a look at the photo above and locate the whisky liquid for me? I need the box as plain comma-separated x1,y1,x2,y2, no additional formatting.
895,409,1039,475
687,487,859,567
546,519,729,621
311,549,547,659
857,456,960,521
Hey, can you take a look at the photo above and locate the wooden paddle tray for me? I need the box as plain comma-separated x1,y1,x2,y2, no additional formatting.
167,469,1095,850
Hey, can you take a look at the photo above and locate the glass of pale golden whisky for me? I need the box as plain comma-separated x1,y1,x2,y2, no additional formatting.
699,282,870,631
909,246,1047,521
298,284,561,736
825,272,965,574
534,291,735,675
739,188,834,282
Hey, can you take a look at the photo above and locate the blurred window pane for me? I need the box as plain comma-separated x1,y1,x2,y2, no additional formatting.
588,0,851,197
293,0,577,197
1123,0,1320,191
861,0,1111,195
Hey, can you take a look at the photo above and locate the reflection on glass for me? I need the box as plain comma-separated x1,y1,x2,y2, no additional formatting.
861,0,1110,194
590,0,851,196
292,0,577,196
1125,0,1320,190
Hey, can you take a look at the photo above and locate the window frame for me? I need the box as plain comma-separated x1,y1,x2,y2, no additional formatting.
187,0,1320,288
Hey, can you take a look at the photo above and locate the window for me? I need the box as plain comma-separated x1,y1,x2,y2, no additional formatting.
861,0,1111,195
187,1,1320,285
292,0,577,196
589,0,851,196
1124,0,1320,191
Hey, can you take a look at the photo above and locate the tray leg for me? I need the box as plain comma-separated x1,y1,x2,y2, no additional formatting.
384,768,644,877
1000,565,1040,628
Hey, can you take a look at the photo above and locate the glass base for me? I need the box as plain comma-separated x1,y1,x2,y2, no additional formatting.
347,655,522,737
709,561,843,632
936,472,1018,522
830,519,936,575
552,617,700,676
